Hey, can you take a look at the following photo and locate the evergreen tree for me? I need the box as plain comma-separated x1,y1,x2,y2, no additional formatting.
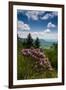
17,34,23,50
35,37,40,48
26,33,33,48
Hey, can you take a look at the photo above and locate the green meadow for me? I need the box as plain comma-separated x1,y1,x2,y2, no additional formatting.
17,34,58,80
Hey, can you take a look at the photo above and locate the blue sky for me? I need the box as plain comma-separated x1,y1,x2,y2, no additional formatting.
17,10,58,41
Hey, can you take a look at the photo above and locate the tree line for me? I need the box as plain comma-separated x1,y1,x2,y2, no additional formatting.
17,33,40,48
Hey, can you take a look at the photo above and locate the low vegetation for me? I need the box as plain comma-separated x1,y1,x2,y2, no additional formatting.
17,33,58,80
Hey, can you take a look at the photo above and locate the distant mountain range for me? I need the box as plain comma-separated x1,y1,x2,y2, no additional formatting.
39,39,58,49
18,37,57,49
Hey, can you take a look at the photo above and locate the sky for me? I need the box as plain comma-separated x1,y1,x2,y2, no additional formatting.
17,10,58,42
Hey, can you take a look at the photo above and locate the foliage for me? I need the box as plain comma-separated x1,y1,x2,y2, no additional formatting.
34,37,40,48
17,34,58,79
26,33,33,48
17,33,40,49
17,34,23,51
44,43,58,70
17,52,57,80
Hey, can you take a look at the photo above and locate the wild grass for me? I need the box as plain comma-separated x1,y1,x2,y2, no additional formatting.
17,37,58,80
17,49,57,80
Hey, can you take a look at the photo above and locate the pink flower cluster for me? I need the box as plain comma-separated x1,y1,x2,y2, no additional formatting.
21,48,53,71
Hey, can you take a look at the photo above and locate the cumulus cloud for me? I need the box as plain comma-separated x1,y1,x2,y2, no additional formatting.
44,29,51,33
25,10,45,20
47,22,56,28
18,30,57,41
41,12,58,20
41,13,53,20
17,10,58,20
17,21,30,31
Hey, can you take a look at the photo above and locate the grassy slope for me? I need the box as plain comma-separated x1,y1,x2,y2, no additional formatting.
17,49,57,80
44,48,58,71
17,38,58,80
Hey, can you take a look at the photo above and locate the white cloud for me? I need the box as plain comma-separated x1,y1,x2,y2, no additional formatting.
44,29,51,33
18,31,28,38
41,13,53,20
17,10,58,21
47,22,56,28
41,12,58,20
25,11,45,20
18,30,57,41
17,21,30,31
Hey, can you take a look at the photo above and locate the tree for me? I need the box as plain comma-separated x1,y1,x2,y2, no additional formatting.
50,43,58,70
22,39,27,48
17,34,23,50
26,33,33,48
35,37,40,48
